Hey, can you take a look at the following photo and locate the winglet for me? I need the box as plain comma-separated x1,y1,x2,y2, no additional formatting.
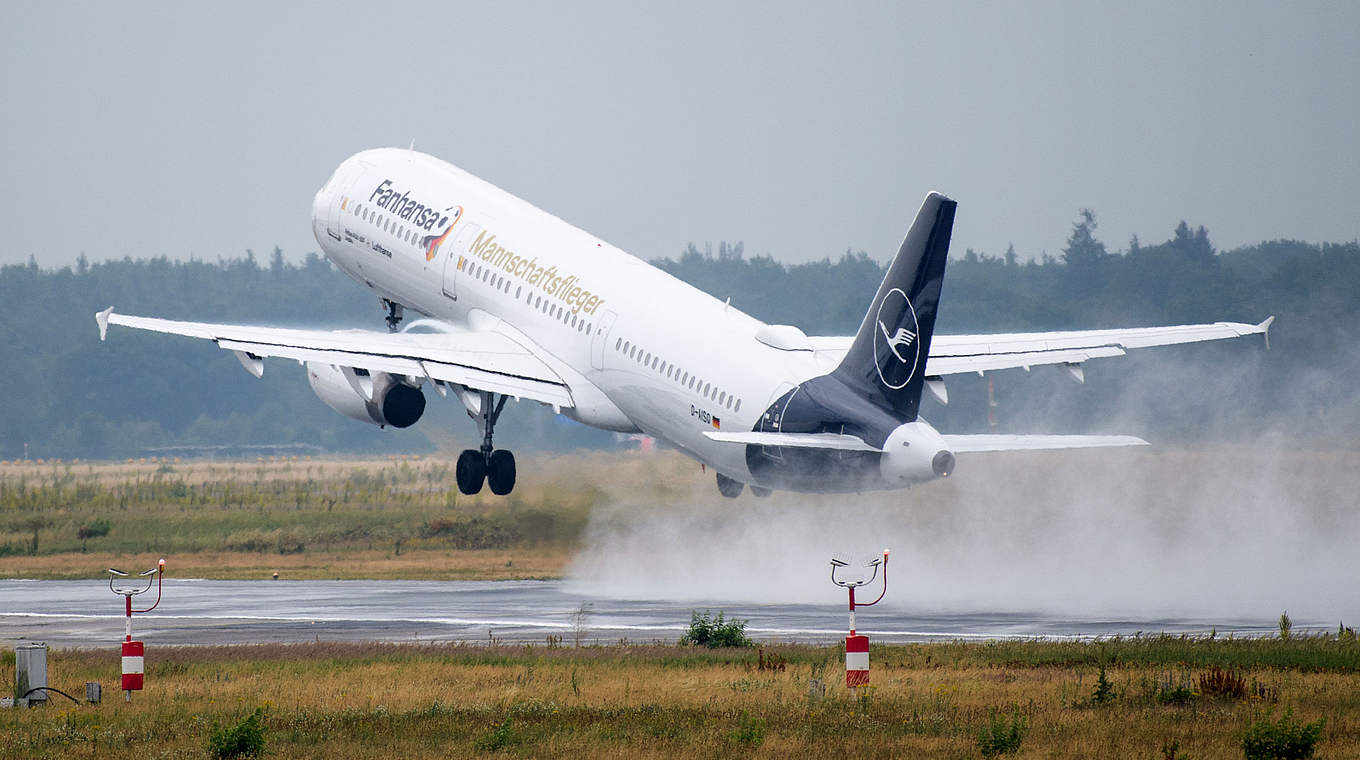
1257,315,1275,350
95,306,114,341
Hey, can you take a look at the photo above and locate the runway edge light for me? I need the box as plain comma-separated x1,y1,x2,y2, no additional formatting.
109,558,165,701
830,549,889,688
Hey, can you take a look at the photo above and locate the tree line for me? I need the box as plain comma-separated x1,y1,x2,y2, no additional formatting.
2,212,1356,460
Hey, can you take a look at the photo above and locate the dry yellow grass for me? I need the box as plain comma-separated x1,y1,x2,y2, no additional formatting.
0,547,573,581
3,641,1357,759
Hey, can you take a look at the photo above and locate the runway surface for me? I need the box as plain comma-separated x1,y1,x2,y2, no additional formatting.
1,578,1298,648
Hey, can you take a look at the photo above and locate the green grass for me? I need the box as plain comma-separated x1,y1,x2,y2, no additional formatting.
884,634,1360,672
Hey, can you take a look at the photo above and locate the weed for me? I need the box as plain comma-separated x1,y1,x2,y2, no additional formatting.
473,717,515,752
856,684,877,711
1279,612,1293,640
1152,668,1196,705
729,711,765,747
1160,738,1190,759
1250,679,1279,704
1199,667,1247,700
207,707,265,759
1242,708,1324,760
572,602,593,647
977,708,1025,756
680,610,754,648
757,648,786,672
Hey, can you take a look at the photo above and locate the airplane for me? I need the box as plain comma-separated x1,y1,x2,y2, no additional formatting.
95,147,1272,497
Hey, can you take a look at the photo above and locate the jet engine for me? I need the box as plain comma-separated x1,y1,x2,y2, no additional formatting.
305,361,426,428
878,419,955,486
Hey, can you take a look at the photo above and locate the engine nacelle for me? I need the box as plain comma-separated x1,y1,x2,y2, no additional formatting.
879,419,954,487
305,362,426,429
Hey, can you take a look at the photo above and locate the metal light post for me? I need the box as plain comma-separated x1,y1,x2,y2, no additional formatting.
108,559,164,701
831,549,888,687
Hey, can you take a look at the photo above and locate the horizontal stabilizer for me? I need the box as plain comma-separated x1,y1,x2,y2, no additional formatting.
942,434,1149,453
704,431,882,452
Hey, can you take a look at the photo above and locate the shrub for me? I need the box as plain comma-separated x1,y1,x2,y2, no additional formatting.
76,518,111,540
680,610,754,648
474,718,515,752
977,708,1025,756
729,711,765,747
208,707,265,759
1092,665,1116,704
1242,709,1324,760
1279,612,1293,640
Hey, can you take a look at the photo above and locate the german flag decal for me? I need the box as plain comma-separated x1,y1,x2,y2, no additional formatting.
711,417,721,430
423,206,464,262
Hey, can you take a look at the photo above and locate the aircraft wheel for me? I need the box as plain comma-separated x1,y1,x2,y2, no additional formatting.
749,485,772,498
487,449,517,496
715,473,744,498
456,449,486,495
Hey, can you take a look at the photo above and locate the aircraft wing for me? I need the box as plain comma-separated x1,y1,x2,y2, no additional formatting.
809,317,1273,379
95,307,573,408
942,434,1148,452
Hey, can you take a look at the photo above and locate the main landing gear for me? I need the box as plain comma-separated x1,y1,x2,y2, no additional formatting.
715,473,773,499
382,298,404,333
456,390,517,496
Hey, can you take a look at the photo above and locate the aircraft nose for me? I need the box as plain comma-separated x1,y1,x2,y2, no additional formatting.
311,186,330,244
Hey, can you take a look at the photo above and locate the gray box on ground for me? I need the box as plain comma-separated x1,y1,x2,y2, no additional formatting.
16,643,48,704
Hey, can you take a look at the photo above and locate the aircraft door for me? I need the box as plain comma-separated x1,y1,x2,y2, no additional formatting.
324,162,367,239
440,222,483,300
759,382,796,432
590,310,617,370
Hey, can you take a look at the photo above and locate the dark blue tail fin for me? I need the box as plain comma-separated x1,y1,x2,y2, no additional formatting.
832,192,955,421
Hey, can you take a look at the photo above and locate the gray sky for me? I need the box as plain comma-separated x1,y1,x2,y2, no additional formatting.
3,1,1357,268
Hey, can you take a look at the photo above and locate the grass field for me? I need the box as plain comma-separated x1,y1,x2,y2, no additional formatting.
0,452,686,580
4,636,1359,759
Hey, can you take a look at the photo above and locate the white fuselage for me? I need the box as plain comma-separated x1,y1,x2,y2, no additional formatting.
311,148,830,484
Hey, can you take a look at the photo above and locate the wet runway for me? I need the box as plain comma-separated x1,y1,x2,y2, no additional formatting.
1,578,1296,648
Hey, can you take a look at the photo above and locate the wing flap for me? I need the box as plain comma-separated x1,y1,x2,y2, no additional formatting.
704,431,882,452
100,309,573,408
942,434,1149,453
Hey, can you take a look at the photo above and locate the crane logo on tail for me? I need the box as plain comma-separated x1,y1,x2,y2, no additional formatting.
873,287,920,390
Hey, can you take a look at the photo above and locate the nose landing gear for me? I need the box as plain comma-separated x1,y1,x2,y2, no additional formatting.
455,389,517,496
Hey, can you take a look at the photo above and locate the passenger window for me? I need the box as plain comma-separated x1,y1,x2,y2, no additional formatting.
703,382,711,397
734,399,741,412
719,391,727,405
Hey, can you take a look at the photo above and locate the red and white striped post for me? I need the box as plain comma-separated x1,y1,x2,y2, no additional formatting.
121,639,144,692
831,550,888,688
109,558,164,701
